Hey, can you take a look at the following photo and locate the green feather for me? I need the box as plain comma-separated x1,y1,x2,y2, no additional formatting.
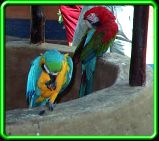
42,50,64,73
80,32,103,61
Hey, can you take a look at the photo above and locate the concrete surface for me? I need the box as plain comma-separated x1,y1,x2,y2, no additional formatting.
5,41,154,136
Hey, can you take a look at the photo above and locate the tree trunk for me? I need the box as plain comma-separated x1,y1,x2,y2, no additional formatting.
30,6,45,44
129,6,149,86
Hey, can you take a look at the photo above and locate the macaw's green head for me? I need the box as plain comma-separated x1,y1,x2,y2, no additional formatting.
41,49,64,73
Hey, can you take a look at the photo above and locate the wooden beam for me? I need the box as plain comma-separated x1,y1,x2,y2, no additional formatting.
129,6,149,86
30,6,45,44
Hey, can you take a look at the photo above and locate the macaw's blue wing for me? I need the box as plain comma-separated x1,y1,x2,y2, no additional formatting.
26,56,42,108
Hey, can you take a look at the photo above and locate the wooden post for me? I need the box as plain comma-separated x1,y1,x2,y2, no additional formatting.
129,6,149,86
30,6,45,44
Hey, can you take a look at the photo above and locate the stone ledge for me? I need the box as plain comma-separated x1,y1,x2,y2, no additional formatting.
6,72,153,135
6,40,75,54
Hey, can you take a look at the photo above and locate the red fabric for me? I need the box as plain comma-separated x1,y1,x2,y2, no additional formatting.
84,7,118,43
60,6,82,43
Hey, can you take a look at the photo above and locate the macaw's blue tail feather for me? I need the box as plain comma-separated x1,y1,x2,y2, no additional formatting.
26,90,35,106
79,56,97,97
85,57,97,80
79,70,87,97
85,72,94,95
79,71,95,97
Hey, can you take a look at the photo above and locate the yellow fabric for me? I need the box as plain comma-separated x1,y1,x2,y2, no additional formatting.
36,54,69,104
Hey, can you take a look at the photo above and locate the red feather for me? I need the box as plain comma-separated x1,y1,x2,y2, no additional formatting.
84,7,118,43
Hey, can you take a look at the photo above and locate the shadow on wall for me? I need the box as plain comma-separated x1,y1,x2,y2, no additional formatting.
6,46,119,110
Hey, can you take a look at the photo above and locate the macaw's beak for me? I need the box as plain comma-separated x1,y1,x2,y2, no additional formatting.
45,74,57,90
49,73,56,82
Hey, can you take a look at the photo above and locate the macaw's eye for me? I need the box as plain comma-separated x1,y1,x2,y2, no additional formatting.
86,13,99,24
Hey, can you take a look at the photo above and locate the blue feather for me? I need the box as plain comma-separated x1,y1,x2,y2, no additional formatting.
84,28,95,47
26,56,42,107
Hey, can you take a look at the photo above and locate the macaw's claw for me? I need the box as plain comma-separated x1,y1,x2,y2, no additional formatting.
48,102,57,111
45,81,56,91
39,110,45,116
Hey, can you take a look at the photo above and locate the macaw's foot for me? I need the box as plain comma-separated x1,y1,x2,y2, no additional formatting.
39,110,45,116
48,102,57,111
38,106,46,116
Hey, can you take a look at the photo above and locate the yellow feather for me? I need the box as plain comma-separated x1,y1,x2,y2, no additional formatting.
49,56,69,104
40,57,45,65
36,55,69,104
36,72,52,103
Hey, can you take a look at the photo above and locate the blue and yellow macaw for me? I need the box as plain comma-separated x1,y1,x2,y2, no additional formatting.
26,49,73,111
